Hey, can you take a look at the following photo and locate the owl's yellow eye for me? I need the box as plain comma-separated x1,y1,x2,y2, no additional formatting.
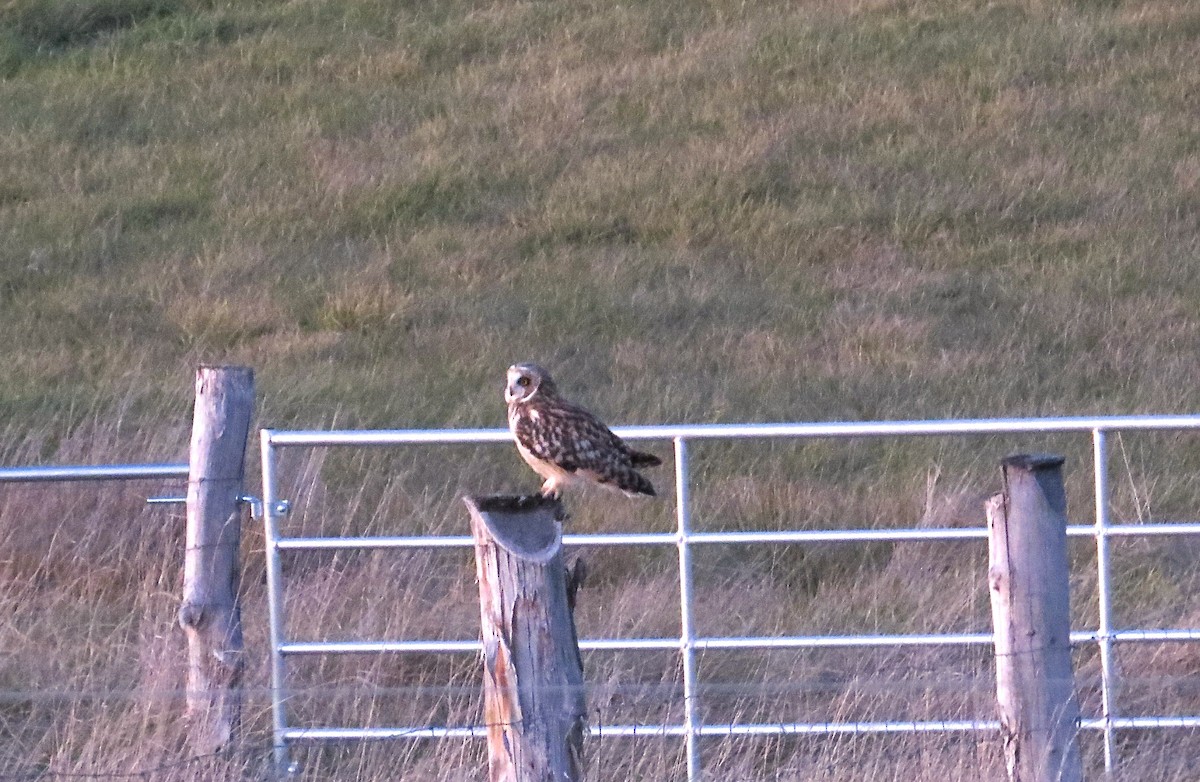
517,376,531,387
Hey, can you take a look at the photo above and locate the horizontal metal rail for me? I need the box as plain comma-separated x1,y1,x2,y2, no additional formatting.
281,714,1200,743
0,463,189,483
278,634,993,657
282,720,1002,743
276,535,476,550
281,640,481,655
264,414,1200,448
1095,716,1200,729
277,628,1200,658
270,521,1200,553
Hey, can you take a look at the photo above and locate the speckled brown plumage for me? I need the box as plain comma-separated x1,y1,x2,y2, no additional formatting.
505,363,661,499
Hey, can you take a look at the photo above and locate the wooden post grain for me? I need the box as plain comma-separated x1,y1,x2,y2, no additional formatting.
987,454,1083,782
466,495,587,782
179,365,255,754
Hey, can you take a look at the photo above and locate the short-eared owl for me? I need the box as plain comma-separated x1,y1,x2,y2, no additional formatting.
505,363,661,499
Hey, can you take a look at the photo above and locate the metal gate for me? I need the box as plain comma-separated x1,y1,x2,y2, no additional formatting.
258,415,1200,777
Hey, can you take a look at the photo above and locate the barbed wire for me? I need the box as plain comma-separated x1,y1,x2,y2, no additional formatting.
1,678,1197,718
0,676,1111,706
3,652,1187,708
0,714,574,781
0,744,266,781
4,696,1200,781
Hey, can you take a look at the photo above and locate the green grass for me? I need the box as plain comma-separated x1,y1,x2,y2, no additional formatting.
2,0,1197,429
3,0,1200,778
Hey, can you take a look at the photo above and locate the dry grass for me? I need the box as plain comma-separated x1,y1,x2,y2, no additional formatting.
4,0,1200,777
7,425,1200,779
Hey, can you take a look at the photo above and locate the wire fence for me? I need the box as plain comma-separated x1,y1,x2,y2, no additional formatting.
0,749,262,781
7,415,1200,779
6,684,1200,780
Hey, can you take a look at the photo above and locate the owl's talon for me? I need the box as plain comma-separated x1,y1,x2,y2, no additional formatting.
515,493,543,510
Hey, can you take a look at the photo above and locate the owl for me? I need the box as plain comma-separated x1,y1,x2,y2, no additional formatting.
505,362,661,499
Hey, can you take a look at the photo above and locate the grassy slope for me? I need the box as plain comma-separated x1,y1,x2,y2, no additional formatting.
2,0,1198,431
3,0,1200,779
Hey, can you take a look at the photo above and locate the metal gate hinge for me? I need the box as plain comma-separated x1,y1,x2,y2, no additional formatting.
241,495,291,518
144,494,281,519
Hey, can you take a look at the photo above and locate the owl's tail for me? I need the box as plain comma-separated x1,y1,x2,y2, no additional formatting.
612,467,656,498
629,449,662,468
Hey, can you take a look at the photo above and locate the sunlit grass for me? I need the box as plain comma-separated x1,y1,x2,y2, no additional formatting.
4,0,1200,777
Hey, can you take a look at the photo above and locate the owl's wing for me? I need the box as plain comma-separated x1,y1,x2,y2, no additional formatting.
513,402,631,473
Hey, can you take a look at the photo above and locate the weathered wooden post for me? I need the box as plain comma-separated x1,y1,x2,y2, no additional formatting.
179,365,255,753
986,454,1083,782
465,495,587,782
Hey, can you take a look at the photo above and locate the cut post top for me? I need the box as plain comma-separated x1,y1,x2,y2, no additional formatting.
463,494,567,562
1001,453,1066,471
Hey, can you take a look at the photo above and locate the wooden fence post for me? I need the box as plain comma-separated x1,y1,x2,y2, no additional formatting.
179,365,255,754
465,495,587,782
987,454,1083,782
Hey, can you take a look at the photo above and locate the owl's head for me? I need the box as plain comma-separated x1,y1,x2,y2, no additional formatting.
505,362,558,404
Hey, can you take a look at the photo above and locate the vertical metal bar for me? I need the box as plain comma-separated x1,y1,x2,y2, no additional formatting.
674,437,701,780
260,430,293,775
1093,428,1117,772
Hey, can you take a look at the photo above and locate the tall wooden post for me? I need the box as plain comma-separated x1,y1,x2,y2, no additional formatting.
987,454,1083,782
179,365,255,753
465,495,587,782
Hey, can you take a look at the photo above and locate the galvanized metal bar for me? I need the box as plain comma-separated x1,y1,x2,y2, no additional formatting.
276,634,989,657
695,633,993,649
269,522,1200,554
1087,522,1200,537
610,415,1200,439
263,415,1200,450
280,640,482,655
1107,629,1200,642
276,627,1200,658
688,528,988,543
0,463,189,482
260,430,292,775
282,719,1005,743
146,496,187,506
674,437,701,780
268,428,511,446
275,535,476,550
697,720,1000,736
284,725,489,741
1093,428,1118,773
272,529,987,551
282,714,1200,744
279,638,682,654
659,717,1200,734
565,532,678,546
1098,716,1200,729
615,415,1200,438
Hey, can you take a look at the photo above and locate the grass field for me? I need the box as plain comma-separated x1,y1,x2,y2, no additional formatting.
3,0,1200,778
